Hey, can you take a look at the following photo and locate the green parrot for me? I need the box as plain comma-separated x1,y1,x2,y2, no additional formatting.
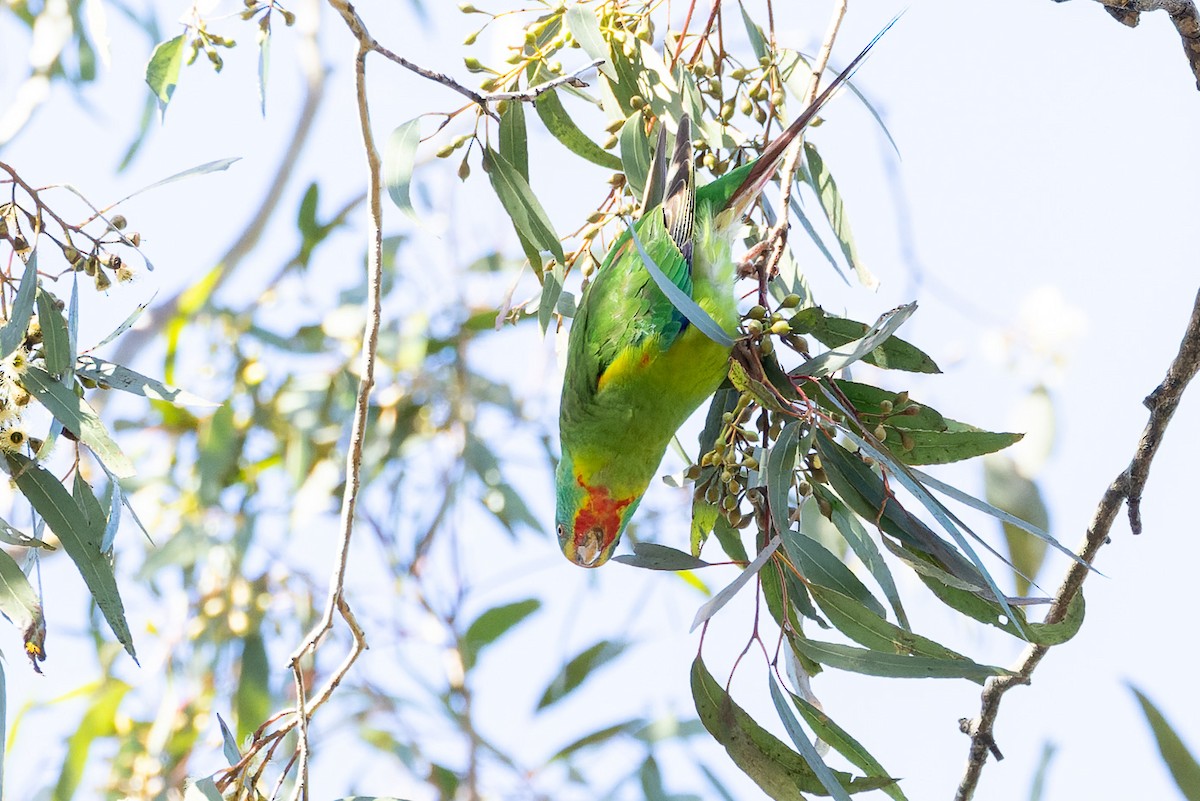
555,28,892,567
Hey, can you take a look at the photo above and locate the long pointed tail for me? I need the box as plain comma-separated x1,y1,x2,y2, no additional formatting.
726,12,903,211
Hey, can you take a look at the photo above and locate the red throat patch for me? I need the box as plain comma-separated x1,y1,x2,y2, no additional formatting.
574,478,633,545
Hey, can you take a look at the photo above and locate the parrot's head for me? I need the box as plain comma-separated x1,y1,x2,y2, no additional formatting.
555,448,640,568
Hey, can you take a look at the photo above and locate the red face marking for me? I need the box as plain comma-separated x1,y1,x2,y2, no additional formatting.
574,477,632,547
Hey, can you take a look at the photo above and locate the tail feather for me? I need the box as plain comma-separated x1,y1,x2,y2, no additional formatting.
726,13,901,214
662,115,696,260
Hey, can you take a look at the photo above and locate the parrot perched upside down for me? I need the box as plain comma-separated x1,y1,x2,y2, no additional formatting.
554,28,892,567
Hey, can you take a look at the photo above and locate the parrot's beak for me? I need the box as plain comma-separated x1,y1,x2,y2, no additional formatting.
572,525,608,568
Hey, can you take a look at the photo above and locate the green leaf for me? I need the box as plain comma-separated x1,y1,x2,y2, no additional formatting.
809,585,969,663
384,118,422,217
235,631,270,743
144,34,185,110
534,89,622,170
13,464,130,662
803,143,875,289
92,293,155,350
550,718,645,761
538,261,565,334
197,404,239,507
482,145,566,272
984,456,1050,596
461,598,540,671
794,304,917,378
626,219,735,347
783,529,886,619
738,1,770,60
36,290,71,377
0,256,38,359
789,693,906,801
897,421,1023,466
791,637,1009,684
1131,685,1200,800
789,307,940,373
691,657,889,799
765,421,803,539
619,110,652,201
613,542,711,571
1028,741,1056,801
54,680,132,800
498,99,528,180
821,380,946,432
823,491,907,628
565,5,616,80
105,159,240,209
75,356,217,407
537,640,626,709
768,676,852,801
20,366,135,478
0,548,45,668
217,713,241,765
691,536,780,631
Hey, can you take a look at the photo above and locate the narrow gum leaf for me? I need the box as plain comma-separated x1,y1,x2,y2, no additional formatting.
383,118,422,217
36,290,71,378
7,455,135,659
533,89,622,170
0,255,38,359
767,675,853,801
20,366,135,478
482,145,566,268
564,6,616,80
144,34,185,110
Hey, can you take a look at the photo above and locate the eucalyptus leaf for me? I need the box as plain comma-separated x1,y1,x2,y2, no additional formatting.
144,34,184,110
691,535,779,631
20,366,135,477
534,89,622,170
36,290,71,377
565,5,615,80
75,356,217,408
613,542,711,571
0,256,38,360
1130,685,1200,800
792,637,1009,683
0,548,45,667
482,145,566,271
794,304,916,378
8,454,135,659
461,598,540,671
537,640,626,709
789,693,906,801
768,675,853,801
384,118,422,217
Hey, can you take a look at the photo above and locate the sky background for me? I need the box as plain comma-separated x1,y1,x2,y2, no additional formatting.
2,0,1200,799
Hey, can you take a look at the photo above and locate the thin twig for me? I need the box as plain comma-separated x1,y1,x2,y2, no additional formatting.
761,0,847,285
1065,0,1200,89
954,287,1200,800
482,58,606,101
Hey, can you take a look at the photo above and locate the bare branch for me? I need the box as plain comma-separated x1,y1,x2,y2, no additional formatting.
483,58,606,102
1064,0,1200,89
954,286,1200,800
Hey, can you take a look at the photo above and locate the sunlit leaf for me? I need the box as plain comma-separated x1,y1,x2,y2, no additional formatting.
75,356,217,407
144,34,184,110
0,255,38,360
36,290,70,377
534,89,622,170
482,145,565,272
384,118,422,217
20,366,134,477
90,292,155,350
565,5,615,80
499,100,528,180
54,680,131,799
619,110,653,200
217,713,241,766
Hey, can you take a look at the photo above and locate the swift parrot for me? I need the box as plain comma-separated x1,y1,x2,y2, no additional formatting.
555,26,893,567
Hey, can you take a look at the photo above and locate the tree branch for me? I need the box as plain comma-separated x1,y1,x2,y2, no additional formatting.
954,286,1200,800
1060,0,1200,89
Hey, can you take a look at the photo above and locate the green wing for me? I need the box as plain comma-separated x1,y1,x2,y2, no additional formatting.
565,116,696,402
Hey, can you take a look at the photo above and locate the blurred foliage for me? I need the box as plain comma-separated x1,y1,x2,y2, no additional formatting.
0,1,1122,800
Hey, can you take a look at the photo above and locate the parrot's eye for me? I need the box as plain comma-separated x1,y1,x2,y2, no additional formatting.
555,523,567,540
